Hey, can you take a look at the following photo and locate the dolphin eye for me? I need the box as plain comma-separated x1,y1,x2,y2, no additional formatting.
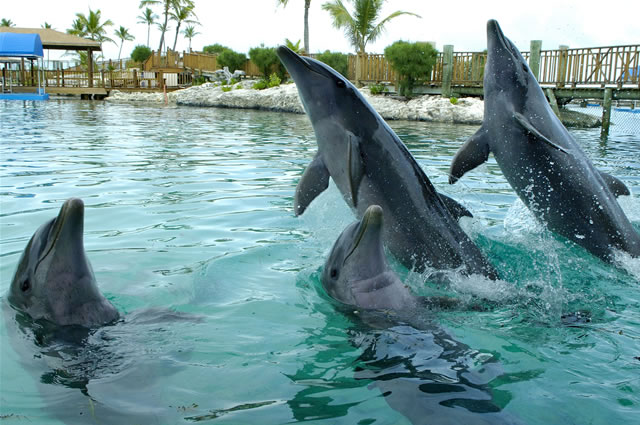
21,279,30,292
330,269,338,279
336,80,346,88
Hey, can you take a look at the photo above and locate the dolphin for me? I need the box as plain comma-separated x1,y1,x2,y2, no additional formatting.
8,198,120,327
277,46,498,279
449,20,640,263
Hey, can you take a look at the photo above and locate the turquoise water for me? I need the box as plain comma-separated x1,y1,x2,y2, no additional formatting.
0,99,638,424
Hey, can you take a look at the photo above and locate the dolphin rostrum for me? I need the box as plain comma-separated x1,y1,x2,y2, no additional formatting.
8,198,119,327
449,20,640,263
277,46,498,279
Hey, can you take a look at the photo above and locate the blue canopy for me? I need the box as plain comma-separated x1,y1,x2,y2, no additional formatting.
0,32,44,58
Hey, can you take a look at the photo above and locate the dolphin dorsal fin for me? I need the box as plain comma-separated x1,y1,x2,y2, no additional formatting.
449,128,491,184
347,136,365,208
513,112,569,154
598,170,631,197
294,153,330,215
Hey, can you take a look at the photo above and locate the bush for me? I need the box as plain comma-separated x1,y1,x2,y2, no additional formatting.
203,43,230,55
131,45,152,63
315,50,348,77
249,44,284,80
369,83,387,95
221,85,232,92
217,49,247,73
450,97,458,105
253,80,268,90
268,73,281,88
384,41,437,97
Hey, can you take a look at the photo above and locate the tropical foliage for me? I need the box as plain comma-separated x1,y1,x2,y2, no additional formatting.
277,0,312,54
169,1,198,51
316,50,349,77
140,0,195,52
249,45,285,80
284,39,304,55
203,43,230,55
182,25,200,51
217,49,247,73
131,45,153,63
0,19,15,27
70,8,115,60
384,40,437,97
321,0,420,53
114,26,135,61
137,7,158,47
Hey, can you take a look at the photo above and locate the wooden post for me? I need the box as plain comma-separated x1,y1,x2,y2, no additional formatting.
529,40,542,81
556,45,569,88
355,53,363,87
442,45,454,98
545,88,561,117
20,58,25,86
133,69,138,88
87,48,94,88
600,88,613,139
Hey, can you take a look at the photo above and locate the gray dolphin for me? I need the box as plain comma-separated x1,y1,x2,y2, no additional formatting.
277,46,498,279
322,205,420,310
449,20,640,263
8,198,119,327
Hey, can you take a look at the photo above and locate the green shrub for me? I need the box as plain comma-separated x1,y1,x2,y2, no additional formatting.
249,44,284,80
450,97,458,105
131,45,152,63
384,41,437,97
253,80,268,90
217,49,247,73
369,83,387,95
315,50,348,77
235,84,243,90
268,73,281,88
203,43,230,55
192,75,207,85
221,85,232,92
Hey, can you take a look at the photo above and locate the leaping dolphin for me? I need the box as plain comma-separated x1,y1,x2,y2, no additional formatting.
8,198,119,327
449,20,640,263
277,46,498,279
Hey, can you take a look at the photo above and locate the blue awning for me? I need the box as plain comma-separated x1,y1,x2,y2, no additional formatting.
0,32,44,58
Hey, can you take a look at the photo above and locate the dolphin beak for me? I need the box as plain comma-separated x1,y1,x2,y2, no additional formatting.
36,198,85,271
344,205,384,264
276,46,303,79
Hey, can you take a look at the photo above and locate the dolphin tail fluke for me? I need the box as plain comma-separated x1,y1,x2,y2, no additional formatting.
438,193,473,220
449,128,491,184
513,113,569,154
294,153,330,216
598,170,631,197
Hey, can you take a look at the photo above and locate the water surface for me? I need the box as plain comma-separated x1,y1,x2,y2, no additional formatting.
1,100,638,424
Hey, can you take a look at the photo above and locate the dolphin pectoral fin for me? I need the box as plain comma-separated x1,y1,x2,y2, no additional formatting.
347,137,365,207
449,129,491,184
513,112,569,154
598,170,631,197
294,154,330,216
438,193,473,219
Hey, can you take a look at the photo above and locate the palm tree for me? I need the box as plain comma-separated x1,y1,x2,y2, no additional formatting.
140,0,194,53
137,7,158,47
182,25,200,51
114,26,135,61
75,8,115,59
67,18,86,37
1,18,15,27
169,1,198,51
277,0,312,54
285,38,304,55
155,21,171,52
321,0,420,54
41,22,53,29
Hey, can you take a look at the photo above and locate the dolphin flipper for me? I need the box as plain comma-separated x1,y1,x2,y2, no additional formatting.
294,153,330,216
438,193,473,219
599,171,631,197
513,113,569,154
449,128,491,184
347,136,365,207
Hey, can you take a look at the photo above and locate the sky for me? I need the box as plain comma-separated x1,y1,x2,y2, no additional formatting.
2,0,639,61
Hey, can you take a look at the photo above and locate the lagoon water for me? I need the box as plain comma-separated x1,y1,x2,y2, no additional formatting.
0,99,639,424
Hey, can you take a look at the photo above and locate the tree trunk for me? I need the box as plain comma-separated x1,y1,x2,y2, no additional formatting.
172,23,181,51
158,3,169,53
118,42,123,61
304,0,310,54
147,25,150,47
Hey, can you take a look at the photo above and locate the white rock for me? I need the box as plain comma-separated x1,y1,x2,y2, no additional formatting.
107,83,484,124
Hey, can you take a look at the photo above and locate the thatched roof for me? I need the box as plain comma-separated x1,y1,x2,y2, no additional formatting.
0,27,101,51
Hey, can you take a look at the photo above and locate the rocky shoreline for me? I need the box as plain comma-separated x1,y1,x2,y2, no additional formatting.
107,81,485,124
106,80,600,127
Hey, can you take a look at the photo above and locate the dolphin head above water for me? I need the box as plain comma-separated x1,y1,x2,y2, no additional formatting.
276,45,379,144
8,198,119,327
322,205,416,310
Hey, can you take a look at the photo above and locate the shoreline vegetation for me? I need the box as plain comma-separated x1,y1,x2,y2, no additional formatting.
106,80,486,124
